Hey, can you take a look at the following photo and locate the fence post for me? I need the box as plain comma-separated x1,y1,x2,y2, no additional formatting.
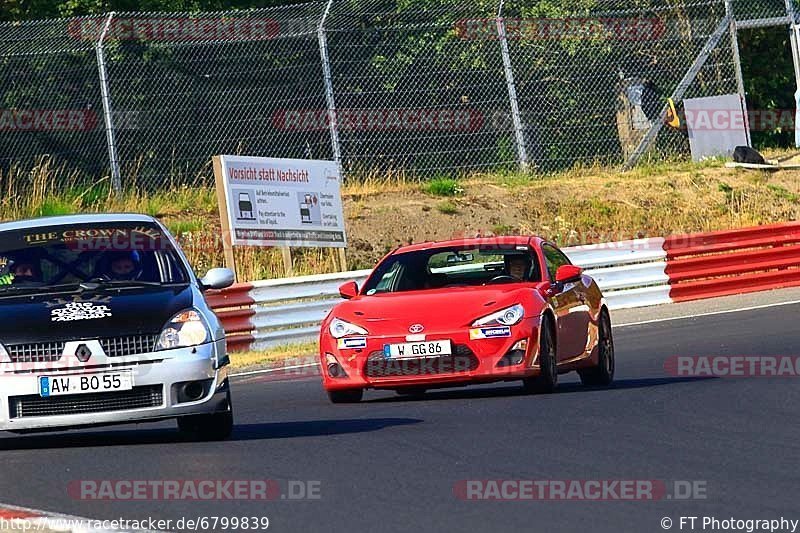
785,0,800,148
318,0,342,167
96,12,121,193
726,1,751,146
497,0,528,170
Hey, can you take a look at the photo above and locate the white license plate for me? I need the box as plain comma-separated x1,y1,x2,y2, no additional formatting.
39,371,133,398
383,340,452,359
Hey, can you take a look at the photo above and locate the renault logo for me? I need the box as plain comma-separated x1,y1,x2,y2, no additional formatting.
75,344,92,363
409,324,425,334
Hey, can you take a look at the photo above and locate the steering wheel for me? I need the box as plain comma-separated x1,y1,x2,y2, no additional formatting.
486,275,516,285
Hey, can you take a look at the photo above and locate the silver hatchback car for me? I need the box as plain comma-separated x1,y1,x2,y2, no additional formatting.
0,214,235,440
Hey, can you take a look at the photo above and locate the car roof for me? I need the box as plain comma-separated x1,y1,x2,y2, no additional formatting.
0,213,158,233
393,235,544,255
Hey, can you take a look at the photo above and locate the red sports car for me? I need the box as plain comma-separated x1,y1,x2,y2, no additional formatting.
319,236,614,403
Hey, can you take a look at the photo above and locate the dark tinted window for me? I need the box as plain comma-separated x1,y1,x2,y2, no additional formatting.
0,222,188,291
363,246,540,294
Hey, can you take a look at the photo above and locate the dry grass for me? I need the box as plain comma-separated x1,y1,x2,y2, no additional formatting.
4,151,800,279
229,341,318,371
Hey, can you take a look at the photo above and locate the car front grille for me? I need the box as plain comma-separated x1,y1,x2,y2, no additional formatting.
100,335,159,357
4,335,159,363
365,344,480,378
8,385,164,419
6,342,66,363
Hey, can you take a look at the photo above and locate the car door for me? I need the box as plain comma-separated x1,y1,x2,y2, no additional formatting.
541,243,591,362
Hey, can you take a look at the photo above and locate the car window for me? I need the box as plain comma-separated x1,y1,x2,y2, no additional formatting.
542,243,572,281
0,222,188,291
363,246,539,294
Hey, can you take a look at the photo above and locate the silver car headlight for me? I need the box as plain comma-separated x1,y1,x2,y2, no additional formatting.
156,309,211,350
0,343,9,363
329,318,368,339
472,304,525,327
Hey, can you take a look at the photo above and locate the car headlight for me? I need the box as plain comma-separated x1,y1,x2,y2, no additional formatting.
329,318,368,339
156,309,211,350
472,304,525,327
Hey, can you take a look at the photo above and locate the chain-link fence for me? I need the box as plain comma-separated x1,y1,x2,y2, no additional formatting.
0,0,797,193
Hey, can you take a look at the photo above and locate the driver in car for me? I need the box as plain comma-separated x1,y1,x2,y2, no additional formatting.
506,255,531,281
1,255,44,285
103,251,143,281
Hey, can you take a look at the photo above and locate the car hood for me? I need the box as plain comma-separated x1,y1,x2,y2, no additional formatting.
0,285,193,345
332,285,540,332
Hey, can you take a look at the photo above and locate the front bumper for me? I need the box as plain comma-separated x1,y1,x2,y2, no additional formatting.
0,339,230,432
321,318,541,390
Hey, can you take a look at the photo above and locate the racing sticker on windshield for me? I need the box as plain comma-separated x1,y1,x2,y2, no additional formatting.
47,296,112,322
469,326,512,340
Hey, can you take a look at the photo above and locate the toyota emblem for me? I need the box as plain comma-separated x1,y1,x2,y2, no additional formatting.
409,324,425,334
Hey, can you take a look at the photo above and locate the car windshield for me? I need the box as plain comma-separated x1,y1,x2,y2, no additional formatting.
0,221,189,294
362,246,540,295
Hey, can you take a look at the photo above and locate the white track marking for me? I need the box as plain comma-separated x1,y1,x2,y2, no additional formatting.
614,299,800,328
230,362,319,378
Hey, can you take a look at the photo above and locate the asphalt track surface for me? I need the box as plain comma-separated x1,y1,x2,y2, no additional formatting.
2,301,800,533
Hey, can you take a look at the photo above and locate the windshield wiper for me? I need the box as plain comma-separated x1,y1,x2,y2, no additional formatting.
0,283,82,296
79,279,167,290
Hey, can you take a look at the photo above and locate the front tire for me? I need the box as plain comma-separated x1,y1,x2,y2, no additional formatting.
523,317,558,394
177,392,234,441
327,388,364,404
579,309,615,386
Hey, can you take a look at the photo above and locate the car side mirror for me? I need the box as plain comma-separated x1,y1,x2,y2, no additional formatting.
200,268,235,291
555,264,583,284
339,281,359,300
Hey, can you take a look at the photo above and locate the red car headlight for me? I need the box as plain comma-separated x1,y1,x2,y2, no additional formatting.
329,318,368,339
472,304,525,327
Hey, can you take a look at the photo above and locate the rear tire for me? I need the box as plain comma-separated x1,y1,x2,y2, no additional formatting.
579,309,615,387
177,392,234,441
523,317,558,394
327,388,364,404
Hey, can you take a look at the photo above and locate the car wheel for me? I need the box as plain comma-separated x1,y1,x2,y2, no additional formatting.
523,317,558,394
177,392,234,441
579,309,615,387
327,388,364,404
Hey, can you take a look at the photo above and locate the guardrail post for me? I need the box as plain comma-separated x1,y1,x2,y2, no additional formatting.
318,0,342,167
497,0,529,170
96,12,121,193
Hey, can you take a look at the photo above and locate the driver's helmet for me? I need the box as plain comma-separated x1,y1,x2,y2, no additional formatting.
504,254,531,281
8,252,43,284
103,251,143,281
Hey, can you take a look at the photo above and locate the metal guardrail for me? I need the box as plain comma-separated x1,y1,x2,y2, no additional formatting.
209,239,670,350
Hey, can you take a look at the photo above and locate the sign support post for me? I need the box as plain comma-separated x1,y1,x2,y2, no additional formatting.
212,156,238,281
